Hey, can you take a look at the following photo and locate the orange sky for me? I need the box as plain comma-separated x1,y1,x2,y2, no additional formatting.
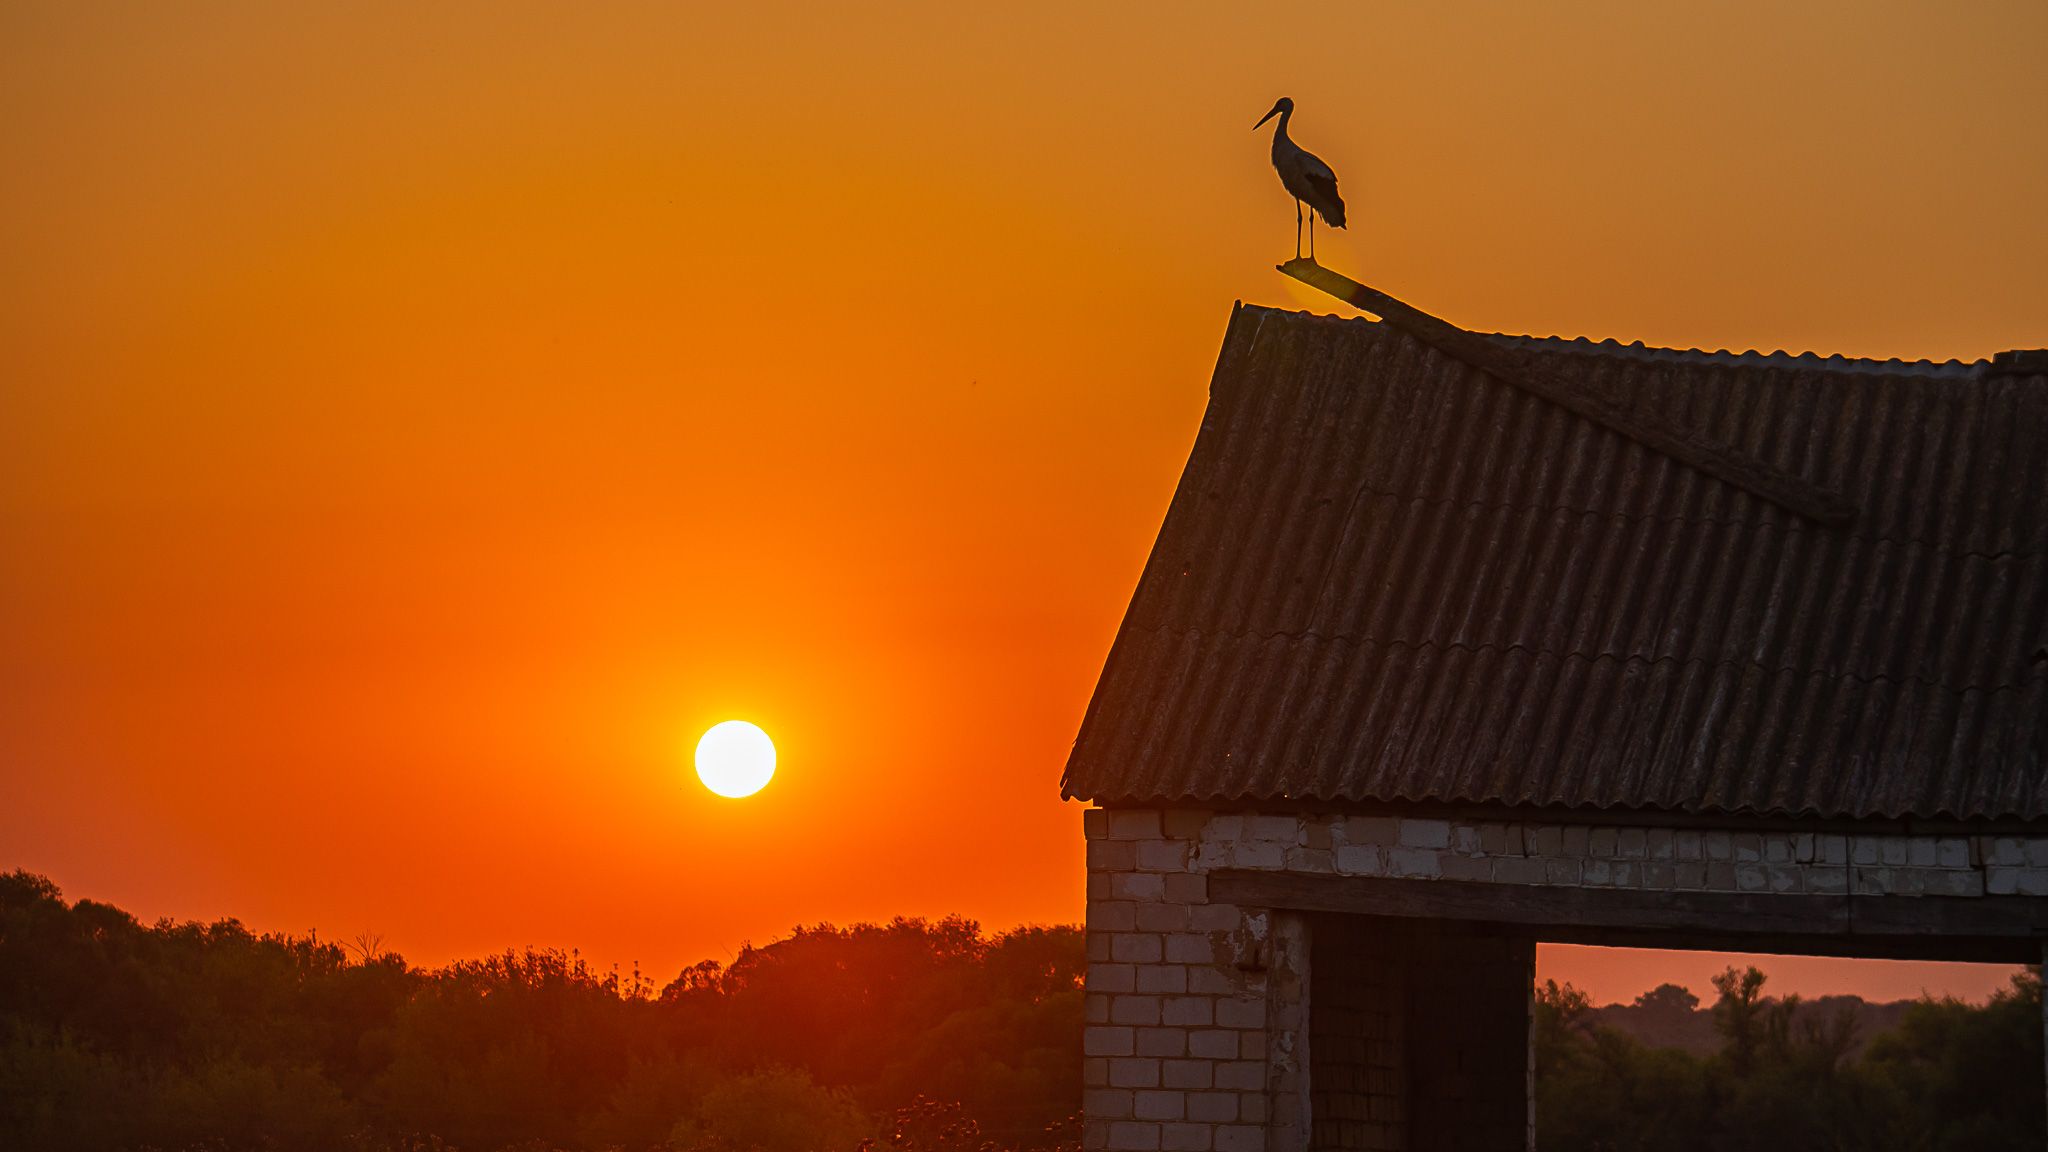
3,2,2044,1005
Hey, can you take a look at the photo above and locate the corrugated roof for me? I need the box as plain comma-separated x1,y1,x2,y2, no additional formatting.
1061,303,2048,821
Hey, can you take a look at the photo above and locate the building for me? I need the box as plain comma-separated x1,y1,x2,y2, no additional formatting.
1062,290,2048,1152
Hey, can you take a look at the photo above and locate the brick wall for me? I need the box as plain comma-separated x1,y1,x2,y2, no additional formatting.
1084,808,1276,1152
1081,805,2047,1151
1310,917,1531,1152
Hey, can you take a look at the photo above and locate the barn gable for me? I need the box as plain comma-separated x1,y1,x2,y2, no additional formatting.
1063,305,2048,821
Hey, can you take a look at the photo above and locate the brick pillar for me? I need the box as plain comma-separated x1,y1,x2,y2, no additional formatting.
1082,807,1274,1152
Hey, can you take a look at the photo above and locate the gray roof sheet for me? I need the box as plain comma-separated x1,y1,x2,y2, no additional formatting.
1061,304,2048,821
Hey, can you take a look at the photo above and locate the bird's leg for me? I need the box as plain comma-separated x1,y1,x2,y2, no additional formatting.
1309,210,1316,259
1294,199,1303,260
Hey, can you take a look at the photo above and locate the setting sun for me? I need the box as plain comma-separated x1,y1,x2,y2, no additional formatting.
694,720,776,798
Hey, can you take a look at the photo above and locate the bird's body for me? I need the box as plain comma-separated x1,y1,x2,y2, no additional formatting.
1255,97,1344,258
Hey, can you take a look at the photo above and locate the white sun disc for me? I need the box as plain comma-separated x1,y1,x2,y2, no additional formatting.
694,720,776,798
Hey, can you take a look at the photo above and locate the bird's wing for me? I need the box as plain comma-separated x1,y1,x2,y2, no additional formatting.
1299,150,1338,187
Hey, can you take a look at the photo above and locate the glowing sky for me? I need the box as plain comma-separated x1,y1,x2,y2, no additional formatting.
4,2,2044,1004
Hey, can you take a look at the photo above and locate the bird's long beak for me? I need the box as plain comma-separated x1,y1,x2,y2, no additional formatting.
1253,106,1280,130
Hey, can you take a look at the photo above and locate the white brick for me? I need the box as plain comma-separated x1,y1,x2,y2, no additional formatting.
1137,965,1189,994
1493,857,1546,885
1214,1125,1264,1152
1090,840,1138,871
1084,809,1111,840
1085,1026,1135,1056
1921,868,1984,897
1335,845,1385,875
1113,995,1163,1026
1399,818,1452,848
1136,840,1188,872
1188,1092,1239,1122
1388,847,1442,877
1165,934,1213,964
1163,997,1214,1026
1135,1027,1188,1058
1247,814,1300,841
1133,1090,1185,1121
1216,997,1266,1029
1989,867,2048,896
1189,1030,1237,1059
1160,1123,1211,1152
1345,816,1399,845
1108,1057,1161,1088
1093,902,1138,932
1113,873,1167,902
1284,846,1335,873
1442,854,1492,881
1085,1088,1135,1118
1111,934,1164,964
1214,1060,1265,1090
1231,841,1285,870
1107,1121,1161,1151
1805,867,1848,894
1109,811,1163,840
1136,902,1188,932
1089,963,1137,993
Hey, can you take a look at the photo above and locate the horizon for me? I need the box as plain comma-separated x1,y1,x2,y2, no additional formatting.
6,2,2047,1014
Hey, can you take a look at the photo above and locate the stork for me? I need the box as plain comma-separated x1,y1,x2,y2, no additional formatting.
1254,97,1345,260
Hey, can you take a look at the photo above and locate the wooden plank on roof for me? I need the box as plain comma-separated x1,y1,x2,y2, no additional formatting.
1275,258,1860,527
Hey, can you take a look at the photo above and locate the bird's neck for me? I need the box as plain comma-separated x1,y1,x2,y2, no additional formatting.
1271,108,1292,143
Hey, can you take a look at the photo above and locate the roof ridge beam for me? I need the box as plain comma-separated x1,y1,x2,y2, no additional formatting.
1277,258,1859,527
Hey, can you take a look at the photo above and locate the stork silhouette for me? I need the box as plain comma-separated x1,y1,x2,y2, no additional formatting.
1254,97,1345,260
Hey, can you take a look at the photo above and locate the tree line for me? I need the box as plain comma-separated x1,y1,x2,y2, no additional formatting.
0,871,1080,1152
1536,965,2043,1151
4,869,2041,1150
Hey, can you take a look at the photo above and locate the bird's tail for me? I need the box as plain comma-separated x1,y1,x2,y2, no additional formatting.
1321,199,1346,229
